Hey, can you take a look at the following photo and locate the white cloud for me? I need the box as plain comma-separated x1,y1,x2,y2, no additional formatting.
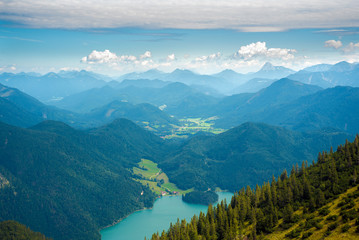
0,64,16,72
81,50,118,64
60,67,80,71
82,50,157,66
1,0,359,31
343,42,359,53
233,42,296,61
81,49,163,73
118,55,137,62
167,53,176,62
195,52,221,62
324,40,343,49
140,51,152,59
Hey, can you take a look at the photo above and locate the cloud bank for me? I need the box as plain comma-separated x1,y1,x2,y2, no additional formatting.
81,42,304,73
1,0,359,31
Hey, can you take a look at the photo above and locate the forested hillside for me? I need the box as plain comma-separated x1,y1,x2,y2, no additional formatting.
0,120,161,240
150,135,359,240
160,122,352,191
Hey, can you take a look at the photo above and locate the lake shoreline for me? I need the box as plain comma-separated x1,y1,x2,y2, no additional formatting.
101,192,234,240
100,207,150,231
99,194,173,231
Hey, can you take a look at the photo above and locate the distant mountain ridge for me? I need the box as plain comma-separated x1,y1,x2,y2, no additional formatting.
117,63,295,94
287,61,359,88
1,61,357,102
0,82,180,135
212,78,323,126
0,83,80,127
53,81,219,118
0,70,107,102
213,79,359,134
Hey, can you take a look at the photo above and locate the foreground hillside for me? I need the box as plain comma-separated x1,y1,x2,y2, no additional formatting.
150,135,359,240
0,119,163,240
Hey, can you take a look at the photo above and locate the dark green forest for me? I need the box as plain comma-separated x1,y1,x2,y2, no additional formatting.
160,122,352,191
182,191,219,205
150,135,359,240
0,119,160,240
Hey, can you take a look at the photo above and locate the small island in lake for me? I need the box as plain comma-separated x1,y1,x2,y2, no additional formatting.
182,191,219,205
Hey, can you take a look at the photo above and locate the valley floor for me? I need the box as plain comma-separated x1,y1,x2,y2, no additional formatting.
132,159,193,196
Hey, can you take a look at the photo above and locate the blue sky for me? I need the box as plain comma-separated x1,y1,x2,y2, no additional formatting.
1,0,359,75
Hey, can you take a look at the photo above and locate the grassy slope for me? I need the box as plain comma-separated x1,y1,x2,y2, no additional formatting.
257,185,359,240
132,159,192,195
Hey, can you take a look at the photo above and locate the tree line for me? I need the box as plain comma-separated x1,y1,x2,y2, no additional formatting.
149,135,359,240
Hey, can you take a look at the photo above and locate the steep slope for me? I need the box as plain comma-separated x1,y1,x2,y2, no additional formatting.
160,122,352,191
88,118,167,164
263,86,359,134
0,119,163,240
0,83,80,127
0,97,40,127
214,78,322,128
53,85,120,113
157,82,218,117
212,69,246,85
248,62,295,79
83,101,178,134
231,77,276,94
150,135,359,240
303,63,333,72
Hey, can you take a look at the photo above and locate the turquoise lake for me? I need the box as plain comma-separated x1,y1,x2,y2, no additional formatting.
101,192,233,240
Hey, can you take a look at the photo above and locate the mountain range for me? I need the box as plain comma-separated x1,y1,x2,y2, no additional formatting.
0,70,107,102
0,82,178,132
2,75,359,137
1,60,359,240
211,79,359,134
287,61,359,88
1,61,358,102
53,81,219,118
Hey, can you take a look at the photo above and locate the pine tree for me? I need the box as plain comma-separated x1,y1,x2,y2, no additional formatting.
353,169,357,185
